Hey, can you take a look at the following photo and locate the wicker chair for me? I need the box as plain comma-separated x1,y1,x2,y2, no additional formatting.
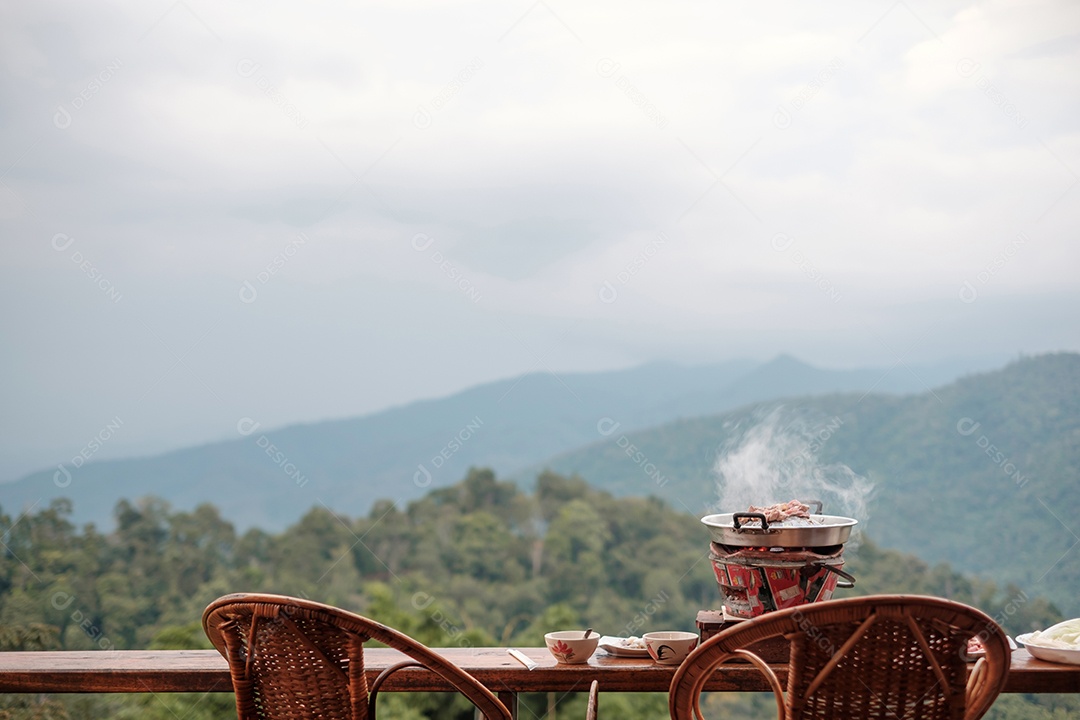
669,595,1010,720
203,593,516,719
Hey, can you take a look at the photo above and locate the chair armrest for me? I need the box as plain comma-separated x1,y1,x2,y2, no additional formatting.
670,649,785,720
368,660,424,719
586,679,599,720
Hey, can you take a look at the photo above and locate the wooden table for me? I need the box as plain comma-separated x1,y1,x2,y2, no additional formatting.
0,647,1076,700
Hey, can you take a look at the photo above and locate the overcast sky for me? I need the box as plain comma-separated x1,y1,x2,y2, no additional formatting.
2,0,1078,481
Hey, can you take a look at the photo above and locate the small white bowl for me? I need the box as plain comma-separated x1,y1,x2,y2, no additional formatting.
545,631,599,664
643,631,698,665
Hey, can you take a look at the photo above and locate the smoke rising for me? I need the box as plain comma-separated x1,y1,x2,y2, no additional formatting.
712,407,872,543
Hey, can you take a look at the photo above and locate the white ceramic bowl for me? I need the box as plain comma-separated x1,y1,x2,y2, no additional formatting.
1016,633,1080,665
544,631,599,664
643,631,699,665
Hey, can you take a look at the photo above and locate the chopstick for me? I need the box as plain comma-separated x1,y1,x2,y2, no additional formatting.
507,648,538,671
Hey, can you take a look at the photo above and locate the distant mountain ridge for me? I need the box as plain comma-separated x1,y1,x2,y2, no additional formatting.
0,354,985,530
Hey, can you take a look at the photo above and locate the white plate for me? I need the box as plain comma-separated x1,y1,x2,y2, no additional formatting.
1016,633,1080,665
598,635,650,658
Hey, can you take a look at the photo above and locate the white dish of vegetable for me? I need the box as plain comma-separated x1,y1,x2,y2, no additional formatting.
598,635,651,657
1017,618,1080,665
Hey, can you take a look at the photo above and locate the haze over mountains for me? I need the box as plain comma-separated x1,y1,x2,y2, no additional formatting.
0,354,993,531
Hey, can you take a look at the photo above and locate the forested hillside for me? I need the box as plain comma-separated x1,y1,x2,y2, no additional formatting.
0,469,1074,719
537,353,1080,615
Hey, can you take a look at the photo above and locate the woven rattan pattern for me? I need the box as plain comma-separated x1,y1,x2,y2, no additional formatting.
669,595,1010,720
203,593,511,720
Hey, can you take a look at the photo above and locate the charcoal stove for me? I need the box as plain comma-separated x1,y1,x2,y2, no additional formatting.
701,504,857,619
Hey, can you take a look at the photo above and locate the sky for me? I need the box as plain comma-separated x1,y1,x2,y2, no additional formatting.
1,0,1079,481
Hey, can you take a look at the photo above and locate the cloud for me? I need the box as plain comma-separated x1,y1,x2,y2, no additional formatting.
0,0,1077,478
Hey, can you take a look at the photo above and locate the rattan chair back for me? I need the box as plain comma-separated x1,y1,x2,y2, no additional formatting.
203,593,511,720
669,595,1010,720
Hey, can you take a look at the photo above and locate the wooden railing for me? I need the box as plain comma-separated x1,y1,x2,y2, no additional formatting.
0,647,1076,714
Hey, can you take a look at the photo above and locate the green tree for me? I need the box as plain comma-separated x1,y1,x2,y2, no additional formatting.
544,499,610,605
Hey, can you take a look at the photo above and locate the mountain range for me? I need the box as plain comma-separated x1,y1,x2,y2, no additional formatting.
3,351,1076,612
0,354,987,531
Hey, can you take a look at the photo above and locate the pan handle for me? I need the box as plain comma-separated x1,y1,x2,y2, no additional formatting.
732,512,769,532
822,564,855,589
805,499,823,515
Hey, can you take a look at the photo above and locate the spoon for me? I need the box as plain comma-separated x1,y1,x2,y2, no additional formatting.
583,628,593,639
